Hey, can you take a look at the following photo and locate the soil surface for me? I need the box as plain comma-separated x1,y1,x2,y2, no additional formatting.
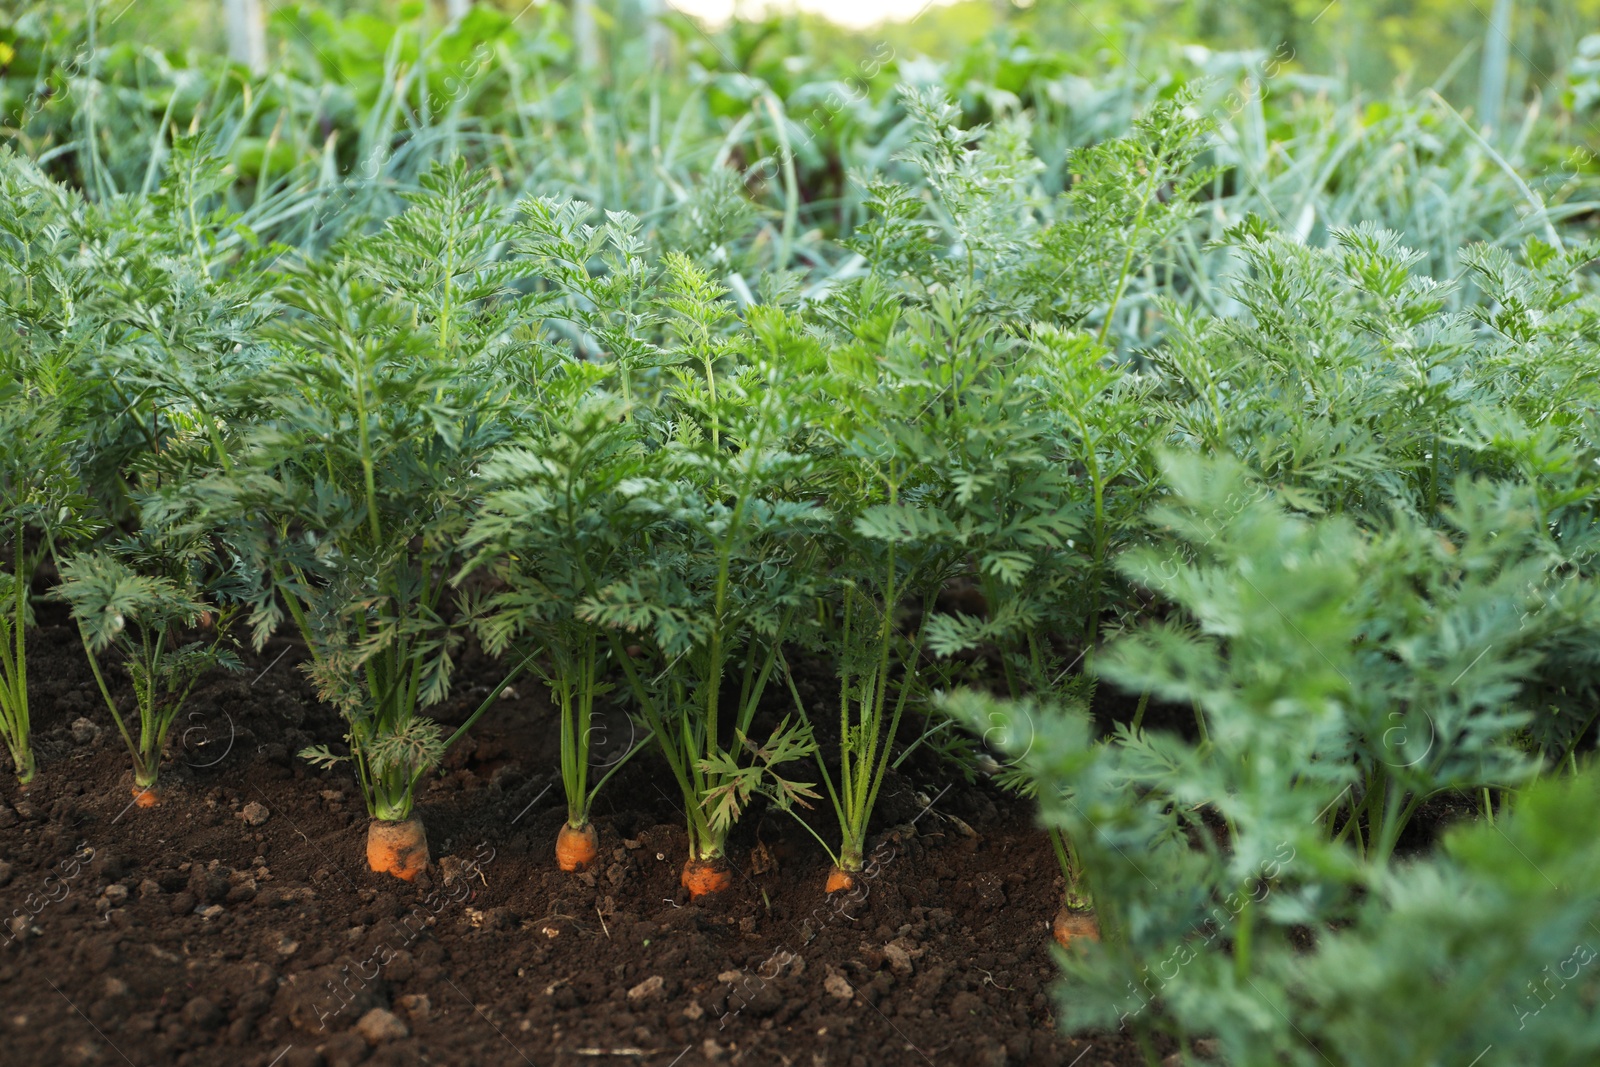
0,606,1163,1067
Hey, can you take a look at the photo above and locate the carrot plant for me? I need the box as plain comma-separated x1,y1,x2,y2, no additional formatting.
0,145,261,787
1022,95,1215,341
466,396,660,872
0,154,95,790
185,164,529,878
0,168,68,785
55,536,241,805
788,89,1179,898
625,281,827,897
799,278,1082,887
0,399,83,787
952,446,1600,1063
529,246,828,896
1151,226,1600,764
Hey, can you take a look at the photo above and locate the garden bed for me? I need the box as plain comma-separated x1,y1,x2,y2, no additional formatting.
1,613,1153,1067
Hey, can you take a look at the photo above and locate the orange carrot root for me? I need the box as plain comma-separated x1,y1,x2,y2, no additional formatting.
555,823,600,872
824,866,856,894
367,818,430,882
131,785,163,808
1052,904,1100,951
682,857,733,899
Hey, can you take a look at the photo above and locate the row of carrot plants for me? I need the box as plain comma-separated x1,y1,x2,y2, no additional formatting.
6,79,1600,1062
0,94,1198,898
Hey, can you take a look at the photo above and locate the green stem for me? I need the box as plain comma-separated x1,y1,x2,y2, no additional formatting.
1046,825,1073,882
1192,700,1210,749
1130,690,1151,733
73,622,140,781
0,519,32,782
1096,157,1162,349
1233,897,1253,983
353,350,382,544
1372,784,1425,867
1084,467,1107,662
781,649,848,838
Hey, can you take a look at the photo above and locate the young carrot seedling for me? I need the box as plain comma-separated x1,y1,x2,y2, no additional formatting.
598,259,826,898
467,397,658,872
55,541,240,806
503,229,828,898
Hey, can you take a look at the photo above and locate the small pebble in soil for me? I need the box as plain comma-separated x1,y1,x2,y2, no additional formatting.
824,973,854,1001
396,993,430,1022
238,801,271,826
356,1007,409,1043
883,942,915,976
627,975,665,1003
70,717,100,744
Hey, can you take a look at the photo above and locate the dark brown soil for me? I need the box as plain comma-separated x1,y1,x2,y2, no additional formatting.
0,609,1161,1067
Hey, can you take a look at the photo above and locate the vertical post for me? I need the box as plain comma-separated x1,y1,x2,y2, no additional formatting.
1478,0,1514,134
224,0,268,76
